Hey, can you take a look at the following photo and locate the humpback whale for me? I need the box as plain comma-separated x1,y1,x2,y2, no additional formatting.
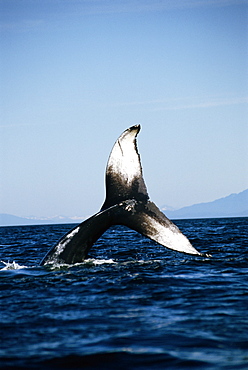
41,125,209,265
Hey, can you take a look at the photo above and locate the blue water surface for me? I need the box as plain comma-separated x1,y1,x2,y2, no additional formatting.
0,217,247,369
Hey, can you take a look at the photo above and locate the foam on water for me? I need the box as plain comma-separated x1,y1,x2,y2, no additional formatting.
0,260,28,270
41,258,117,270
85,258,117,265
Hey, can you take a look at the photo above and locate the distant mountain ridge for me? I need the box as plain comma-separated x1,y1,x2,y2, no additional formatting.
164,189,248,219
0,189,247,226
0,214,85,227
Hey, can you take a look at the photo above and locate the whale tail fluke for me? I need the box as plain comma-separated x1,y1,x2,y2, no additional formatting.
41,125,208,266
117,200,203,256
101,125,148,210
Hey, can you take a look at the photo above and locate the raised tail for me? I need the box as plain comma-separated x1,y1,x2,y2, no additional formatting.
41,125,208,265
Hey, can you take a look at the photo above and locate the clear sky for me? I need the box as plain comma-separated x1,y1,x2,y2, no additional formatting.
0,0,247,219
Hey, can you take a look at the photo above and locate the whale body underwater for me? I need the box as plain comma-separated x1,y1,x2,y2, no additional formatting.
41,125,210,265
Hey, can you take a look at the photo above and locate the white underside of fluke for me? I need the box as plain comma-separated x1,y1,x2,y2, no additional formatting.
143,213,201,255
107,129,141,185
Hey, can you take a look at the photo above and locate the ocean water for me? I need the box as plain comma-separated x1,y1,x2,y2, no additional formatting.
0,217,247,370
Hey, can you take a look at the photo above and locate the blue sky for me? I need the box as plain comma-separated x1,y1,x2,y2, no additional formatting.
0,0,247,218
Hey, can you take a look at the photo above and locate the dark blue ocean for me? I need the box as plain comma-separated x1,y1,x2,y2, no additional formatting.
0,217,247,369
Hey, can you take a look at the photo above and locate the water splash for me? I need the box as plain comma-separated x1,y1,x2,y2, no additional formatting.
41,258,117,270
0,260,28,270
85,258,117,265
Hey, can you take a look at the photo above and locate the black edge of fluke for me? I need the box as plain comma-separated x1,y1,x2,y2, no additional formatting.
41,125,210,266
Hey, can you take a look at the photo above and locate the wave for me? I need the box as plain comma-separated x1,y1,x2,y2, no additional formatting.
0,351,209,369
38,351,209,370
